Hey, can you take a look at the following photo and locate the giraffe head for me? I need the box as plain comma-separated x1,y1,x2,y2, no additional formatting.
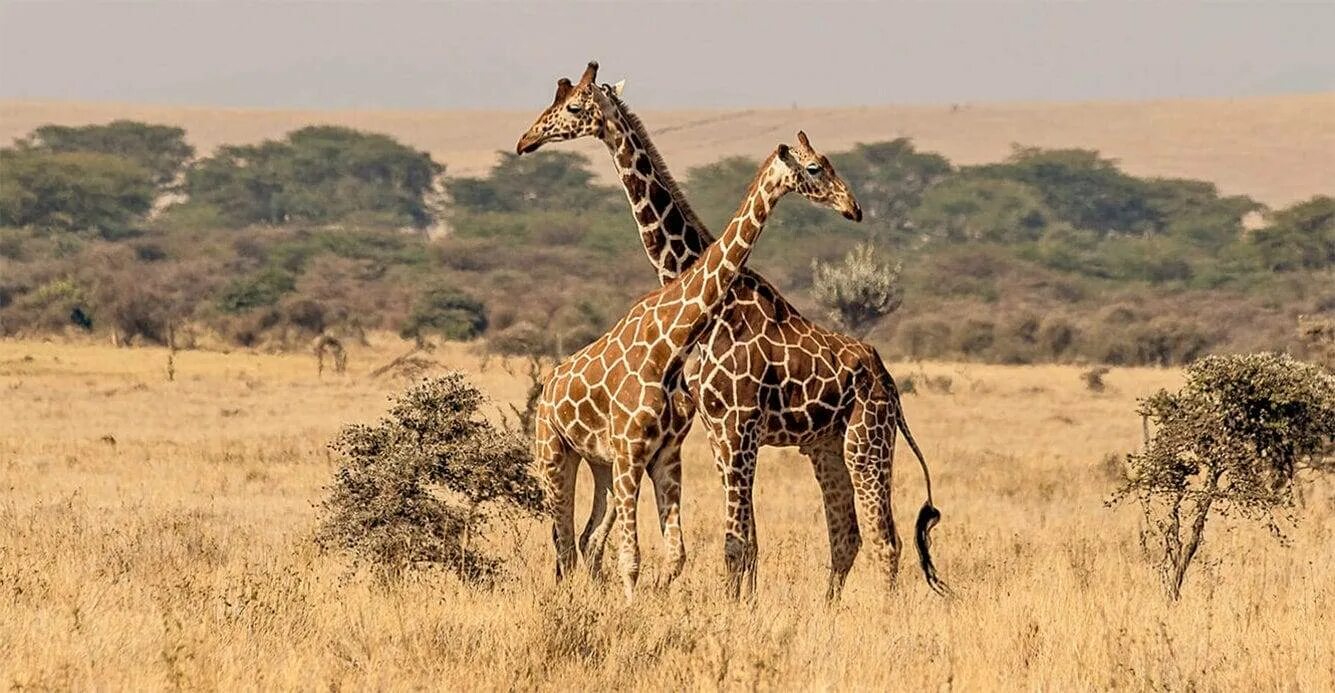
776,131,863,221
515,61,623,155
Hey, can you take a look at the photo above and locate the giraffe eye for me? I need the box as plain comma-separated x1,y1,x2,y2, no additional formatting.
805,163,823,175
566,103,584,113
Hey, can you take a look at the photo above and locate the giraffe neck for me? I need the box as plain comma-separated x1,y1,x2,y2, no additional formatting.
656,154,788,349
600,94,714,285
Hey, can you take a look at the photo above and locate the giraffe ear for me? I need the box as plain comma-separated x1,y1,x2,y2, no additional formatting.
797,130,812,149
611,80,626,97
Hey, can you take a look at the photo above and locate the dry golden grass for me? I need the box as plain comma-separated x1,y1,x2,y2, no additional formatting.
2,337,1332,689
3,92,1333,206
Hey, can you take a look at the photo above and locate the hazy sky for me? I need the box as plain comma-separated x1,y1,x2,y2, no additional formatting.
1,1,1332,110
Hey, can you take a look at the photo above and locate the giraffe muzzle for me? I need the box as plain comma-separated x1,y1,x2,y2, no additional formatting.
844,202,863,222
516,133,545,155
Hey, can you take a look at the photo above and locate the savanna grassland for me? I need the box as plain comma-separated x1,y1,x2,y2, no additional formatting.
2,337,1332,690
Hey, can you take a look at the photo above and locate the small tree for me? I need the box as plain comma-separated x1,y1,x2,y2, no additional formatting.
811,242,904,338
316,374,544,580
1113,353,1335,599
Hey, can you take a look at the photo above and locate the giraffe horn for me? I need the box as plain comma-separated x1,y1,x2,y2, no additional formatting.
578,61,599,86
552,77,574,105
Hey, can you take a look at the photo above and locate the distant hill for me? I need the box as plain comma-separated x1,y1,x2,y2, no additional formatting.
2,93,1332,206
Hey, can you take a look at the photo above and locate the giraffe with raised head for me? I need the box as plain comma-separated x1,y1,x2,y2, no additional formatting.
532,124,862,599
517,62,946,599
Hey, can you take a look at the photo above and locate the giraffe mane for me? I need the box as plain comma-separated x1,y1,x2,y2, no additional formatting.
603,90,716,245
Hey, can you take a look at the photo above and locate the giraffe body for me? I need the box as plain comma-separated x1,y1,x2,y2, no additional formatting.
519,63,944,599
530,92,863,598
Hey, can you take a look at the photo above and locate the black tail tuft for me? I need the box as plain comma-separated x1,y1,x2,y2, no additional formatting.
915,502,949,596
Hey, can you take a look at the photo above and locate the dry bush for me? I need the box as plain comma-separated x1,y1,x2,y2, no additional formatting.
1297,314,1335,370
1113,352,1335,599
1082,366,1110,393
316,373,544,580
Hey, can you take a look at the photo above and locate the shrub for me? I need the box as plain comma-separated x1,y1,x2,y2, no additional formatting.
897,317,953,360
955,319,996,357
316,374,544,580
216,267,296,314
810,242,904,338
400,282,489,342
1296,315,1334,370
487,321,557,359
1112,353,1335,599
1037,317,1078,360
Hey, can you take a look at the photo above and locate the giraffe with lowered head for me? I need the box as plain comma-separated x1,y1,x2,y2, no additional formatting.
532,126,862,598
517,62,946,598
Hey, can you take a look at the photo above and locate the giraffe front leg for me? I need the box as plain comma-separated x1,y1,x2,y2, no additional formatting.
844,399,901,593
803,436,862,602
613,453,646,601
649,446,686,589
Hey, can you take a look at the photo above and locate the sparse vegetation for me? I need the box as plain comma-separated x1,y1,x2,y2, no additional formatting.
4,339,1333,688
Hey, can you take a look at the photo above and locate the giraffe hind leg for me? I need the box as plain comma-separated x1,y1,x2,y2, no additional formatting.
535,419,580,581
709,429,759,601
649,445,686,589
803,436,862,602
844,395,902,592
579,461,614,579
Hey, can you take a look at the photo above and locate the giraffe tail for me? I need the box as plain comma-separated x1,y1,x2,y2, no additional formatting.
885,371,950,597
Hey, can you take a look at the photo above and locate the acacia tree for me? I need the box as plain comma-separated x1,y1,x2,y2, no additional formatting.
1113,353,1335,599
0,149,155,233
23,121,194,188
811,242,905,338
182,126,443,228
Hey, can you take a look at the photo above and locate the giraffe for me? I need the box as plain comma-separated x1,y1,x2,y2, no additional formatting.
517,62,946,599
532,126,862,599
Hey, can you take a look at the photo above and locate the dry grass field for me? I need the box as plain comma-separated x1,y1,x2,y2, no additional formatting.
2,336,1332,690
3,92,1334,206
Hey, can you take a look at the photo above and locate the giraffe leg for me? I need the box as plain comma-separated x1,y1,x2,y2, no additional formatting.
844,395,902,592
802,436,862,601
649,446,686,589
534,416,579,580
709,429,758,600
612,451,647,601
579,461,614,578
